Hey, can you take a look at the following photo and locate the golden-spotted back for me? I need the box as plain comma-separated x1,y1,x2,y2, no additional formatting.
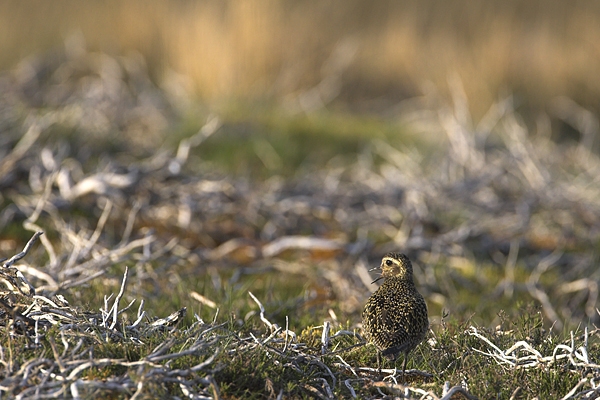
362,253,429,373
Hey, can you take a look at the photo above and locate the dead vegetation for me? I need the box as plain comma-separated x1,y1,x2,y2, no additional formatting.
1,47,600,398
2,0,600,119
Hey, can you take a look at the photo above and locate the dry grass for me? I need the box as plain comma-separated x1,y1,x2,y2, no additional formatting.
1,234,599,398
1,45,600,398
1,0,600,118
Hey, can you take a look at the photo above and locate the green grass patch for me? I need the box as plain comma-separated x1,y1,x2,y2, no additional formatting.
169,102,436,178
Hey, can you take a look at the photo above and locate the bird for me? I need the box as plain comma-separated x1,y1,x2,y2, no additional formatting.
362,252,429,378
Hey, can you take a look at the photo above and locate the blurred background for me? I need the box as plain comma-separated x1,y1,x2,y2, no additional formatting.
1,2,599,397
1,0,599,330
2,0,599,120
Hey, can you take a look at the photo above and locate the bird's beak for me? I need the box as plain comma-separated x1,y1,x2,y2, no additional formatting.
369,265,383,284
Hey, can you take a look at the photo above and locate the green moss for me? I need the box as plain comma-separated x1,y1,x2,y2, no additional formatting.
167,102,432,178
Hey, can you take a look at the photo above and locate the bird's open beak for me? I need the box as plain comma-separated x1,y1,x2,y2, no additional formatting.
369,265,383,284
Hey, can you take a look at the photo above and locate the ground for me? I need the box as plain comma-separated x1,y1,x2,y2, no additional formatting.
1,47,599,399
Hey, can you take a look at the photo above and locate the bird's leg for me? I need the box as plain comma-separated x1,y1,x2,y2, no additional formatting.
377,351,382,375
400,352,408,383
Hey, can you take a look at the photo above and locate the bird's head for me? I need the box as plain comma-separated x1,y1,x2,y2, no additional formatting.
370,252,414,283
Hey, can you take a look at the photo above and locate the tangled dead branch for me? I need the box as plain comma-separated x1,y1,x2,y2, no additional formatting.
469,325,600,399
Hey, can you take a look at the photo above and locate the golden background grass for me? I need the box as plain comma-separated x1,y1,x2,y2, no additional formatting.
1,0,599,117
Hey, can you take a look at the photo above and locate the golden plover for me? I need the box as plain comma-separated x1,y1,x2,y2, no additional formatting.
362,252,429,377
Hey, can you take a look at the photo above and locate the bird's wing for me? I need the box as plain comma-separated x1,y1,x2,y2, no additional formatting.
378,307,409,338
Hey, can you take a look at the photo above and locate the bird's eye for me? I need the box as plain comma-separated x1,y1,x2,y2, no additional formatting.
385,259,393,266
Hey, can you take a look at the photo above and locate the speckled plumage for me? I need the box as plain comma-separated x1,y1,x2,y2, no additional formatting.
362,253,429,374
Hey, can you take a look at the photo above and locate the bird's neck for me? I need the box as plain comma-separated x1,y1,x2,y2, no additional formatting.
383,275,414,285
